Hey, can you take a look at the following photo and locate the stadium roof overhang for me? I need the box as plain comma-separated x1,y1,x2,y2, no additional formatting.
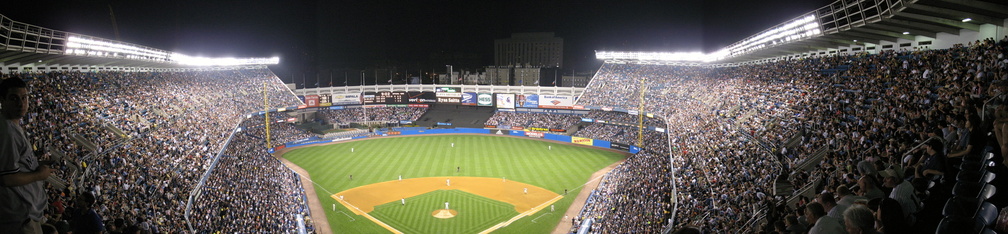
1,14,279,69
0,50,200,68
720,0,1008,63
598,0,1008,64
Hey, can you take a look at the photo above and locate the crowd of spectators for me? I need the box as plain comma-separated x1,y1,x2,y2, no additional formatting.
572,123,639,144
484,111,581,130
6,36,1008,233
571,127,674,233
573,36,1008,233
583,110,666,127
576,62,786,231
316,107,426,125
190,112,316,233
4,68,307,233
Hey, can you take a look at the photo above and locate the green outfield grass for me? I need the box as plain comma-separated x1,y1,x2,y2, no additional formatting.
371,189,519,233
283,135,627,233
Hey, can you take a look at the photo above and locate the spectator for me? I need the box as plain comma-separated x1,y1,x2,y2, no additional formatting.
806,202,844,234
0,77,55,234
843,204,876,234
70,192,103,234
875,198,908,234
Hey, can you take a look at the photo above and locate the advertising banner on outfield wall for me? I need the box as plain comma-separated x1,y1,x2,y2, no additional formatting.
517,94,539,108
538,95,574,109
305,95,320,107
477,93,493,106
496,93,515,109
571,136,593,145
610,142,631,151
332,93,362,105
461,92,478,106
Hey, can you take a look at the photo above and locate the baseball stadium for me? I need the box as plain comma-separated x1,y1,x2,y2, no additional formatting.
2,0,1008,234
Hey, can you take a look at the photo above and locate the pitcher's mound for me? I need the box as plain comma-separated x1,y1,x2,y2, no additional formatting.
431,209,458,219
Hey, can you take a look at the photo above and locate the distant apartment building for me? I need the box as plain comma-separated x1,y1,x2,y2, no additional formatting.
495,32,563,68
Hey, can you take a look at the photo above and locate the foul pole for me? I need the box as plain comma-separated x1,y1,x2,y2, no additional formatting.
264,82,271,149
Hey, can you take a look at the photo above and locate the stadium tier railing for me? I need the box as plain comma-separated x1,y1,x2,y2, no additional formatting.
184,117,243,232
294,83,586,98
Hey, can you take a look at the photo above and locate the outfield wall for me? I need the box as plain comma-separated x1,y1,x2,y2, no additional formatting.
269,127,641,154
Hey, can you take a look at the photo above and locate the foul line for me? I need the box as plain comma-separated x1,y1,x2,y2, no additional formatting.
530,212,552,223
573,169,609,191
293,171,336,195
332,194,404,234
338,211,356,222
479,195,564,234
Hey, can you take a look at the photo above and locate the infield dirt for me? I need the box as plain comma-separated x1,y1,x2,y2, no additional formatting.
333,177,561,214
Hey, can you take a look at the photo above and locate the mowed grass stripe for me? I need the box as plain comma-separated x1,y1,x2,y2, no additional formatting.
283,135,626,233
371,190,517,234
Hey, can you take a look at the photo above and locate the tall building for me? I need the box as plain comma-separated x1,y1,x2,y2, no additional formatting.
485,66,512,85
494,32,563,68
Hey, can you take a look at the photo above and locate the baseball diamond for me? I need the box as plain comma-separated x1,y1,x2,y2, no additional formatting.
280,135,627,233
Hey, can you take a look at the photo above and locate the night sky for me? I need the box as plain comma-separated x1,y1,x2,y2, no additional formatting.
3,0,834,83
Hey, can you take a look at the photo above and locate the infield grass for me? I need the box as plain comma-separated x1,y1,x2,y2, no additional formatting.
371,189,518,233
283,135,627,233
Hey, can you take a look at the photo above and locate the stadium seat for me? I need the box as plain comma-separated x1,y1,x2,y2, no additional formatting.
976,202,998,227
963,152,993,163
955,171,995,185
935,216,986,234
943,196,982,218
958,160,990,173
980,184,996,201
953,181,988,200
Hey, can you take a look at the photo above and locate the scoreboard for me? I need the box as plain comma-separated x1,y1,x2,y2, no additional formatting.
362,91,436,104
363,91,407,104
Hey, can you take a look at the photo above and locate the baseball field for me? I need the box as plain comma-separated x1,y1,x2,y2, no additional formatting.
281,134,628,233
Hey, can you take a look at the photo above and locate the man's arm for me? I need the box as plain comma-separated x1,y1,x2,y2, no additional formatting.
1,165,54,187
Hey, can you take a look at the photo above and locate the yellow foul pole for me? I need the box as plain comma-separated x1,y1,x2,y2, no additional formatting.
264,82,271,149
637,76,646,146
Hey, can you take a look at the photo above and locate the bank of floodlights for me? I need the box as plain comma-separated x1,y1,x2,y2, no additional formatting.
595,51,712,62
597,14,822,63
65,36,170,61
64,36,279,66
722,14,821,58
169,53,280,66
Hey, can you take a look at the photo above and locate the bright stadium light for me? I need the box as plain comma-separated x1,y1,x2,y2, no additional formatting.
65,36,170,60
962,18,972,22
65,35,279,66
716,14,821,59
170,53,279,66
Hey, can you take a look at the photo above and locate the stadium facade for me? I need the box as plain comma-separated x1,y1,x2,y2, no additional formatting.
2,0,1008,233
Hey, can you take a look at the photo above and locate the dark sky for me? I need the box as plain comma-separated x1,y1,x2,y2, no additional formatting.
2,0,834,83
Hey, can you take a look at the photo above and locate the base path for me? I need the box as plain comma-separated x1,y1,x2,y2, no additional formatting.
551,159,625,234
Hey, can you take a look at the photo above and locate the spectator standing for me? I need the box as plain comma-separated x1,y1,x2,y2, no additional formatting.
0,77,55,234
